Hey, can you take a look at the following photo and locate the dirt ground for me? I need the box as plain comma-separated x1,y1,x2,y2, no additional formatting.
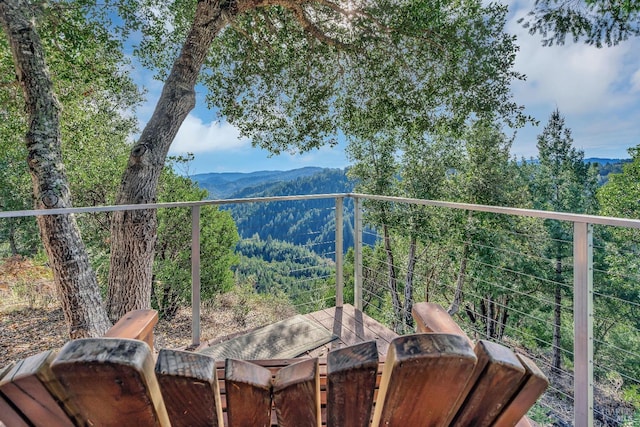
0,255,296,366
0,293,295,368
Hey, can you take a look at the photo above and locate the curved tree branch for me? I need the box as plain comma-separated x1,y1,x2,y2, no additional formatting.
290,3,350,49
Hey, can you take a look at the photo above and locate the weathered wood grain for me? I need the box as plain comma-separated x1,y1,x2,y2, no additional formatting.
450,340,526,426
371,333,477,427
155,349,223,427
0,350,76,427
411,301,548,427
411,302,474,347
0,392,30,427
224,358,272,427
273,357,321,427
326,340,378,427
304,304,398,357
50,338,170,427
493,354,550,427
0,363,29,427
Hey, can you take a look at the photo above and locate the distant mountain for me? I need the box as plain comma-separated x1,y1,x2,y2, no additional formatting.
589,158,632,185
227,168,360,255
518,157,631,185
584,157,630,165
519,157,629,165
192,167,325,199
193,167,366,257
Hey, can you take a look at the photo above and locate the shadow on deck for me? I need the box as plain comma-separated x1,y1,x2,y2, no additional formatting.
196,304,398,360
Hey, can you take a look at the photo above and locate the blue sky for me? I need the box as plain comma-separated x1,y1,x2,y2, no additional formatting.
133,0,640,174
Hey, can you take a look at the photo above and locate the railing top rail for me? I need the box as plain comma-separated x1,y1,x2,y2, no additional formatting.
0,194,350,219
348,193,640,229
2,192,639,229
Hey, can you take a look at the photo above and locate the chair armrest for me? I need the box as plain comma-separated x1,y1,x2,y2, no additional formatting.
411,302,473,347
104,310,158,350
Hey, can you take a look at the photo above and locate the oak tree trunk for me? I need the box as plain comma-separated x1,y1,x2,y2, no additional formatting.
107,0,232,320
0,0,111,337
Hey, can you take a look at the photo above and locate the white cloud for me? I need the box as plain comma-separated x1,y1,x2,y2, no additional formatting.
507,4,636,115
169,115,250,154
631,69,640,93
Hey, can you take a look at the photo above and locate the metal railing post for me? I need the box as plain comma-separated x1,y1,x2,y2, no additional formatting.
191,205,201,347
354,196,363,311
574,221,594,426
335,197,344,307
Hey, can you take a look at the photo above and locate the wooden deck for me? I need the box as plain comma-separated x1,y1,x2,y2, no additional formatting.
302,304,399,358
197,304,399,360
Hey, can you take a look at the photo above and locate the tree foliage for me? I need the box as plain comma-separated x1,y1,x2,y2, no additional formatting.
235,235,334,310
528,109,598,372
89,0,532,321
520,0,640,46
152,160,240,319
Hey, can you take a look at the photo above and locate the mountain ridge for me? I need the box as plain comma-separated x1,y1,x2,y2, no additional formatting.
192,157,630,200
192,167,326,199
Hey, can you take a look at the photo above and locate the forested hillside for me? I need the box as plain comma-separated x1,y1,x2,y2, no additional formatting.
590,158,632,185
194,168,374,255
193,167,325,199
192,160,629,255
234,236,335,310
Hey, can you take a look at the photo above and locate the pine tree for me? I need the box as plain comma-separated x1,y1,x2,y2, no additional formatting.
532,109,597,373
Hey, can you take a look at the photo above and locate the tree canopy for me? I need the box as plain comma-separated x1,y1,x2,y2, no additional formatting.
2,0,530,333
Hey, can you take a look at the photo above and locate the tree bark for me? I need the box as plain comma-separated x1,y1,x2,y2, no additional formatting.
449,212,472,316
485,296,492,338
8,222,18,256
552,256,563,373
498,294,509,340
382,224,402,331
107,0,232,320
402,236,417,330
0,0,111,338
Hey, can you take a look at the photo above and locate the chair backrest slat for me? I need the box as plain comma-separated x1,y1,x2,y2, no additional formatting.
493,354,550,427
0,350,75,427
326,340,378,427
273,358,321,427
450,340,526,426
50,338,170,427
155,349,223,427
0,363,30,427
0,393,30,427
371,333,477,427
224,358,273,427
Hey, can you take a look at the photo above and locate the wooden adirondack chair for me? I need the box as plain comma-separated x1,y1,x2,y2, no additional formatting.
0,305,548,427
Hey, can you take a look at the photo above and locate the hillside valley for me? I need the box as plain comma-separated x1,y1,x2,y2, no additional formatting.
191,158,629,251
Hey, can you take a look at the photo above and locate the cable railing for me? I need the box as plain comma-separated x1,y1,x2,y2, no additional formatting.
350,193,640,427
1,193,640,425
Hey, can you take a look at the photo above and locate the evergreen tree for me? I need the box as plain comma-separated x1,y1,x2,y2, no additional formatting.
450,121,529,339
531,109,597,372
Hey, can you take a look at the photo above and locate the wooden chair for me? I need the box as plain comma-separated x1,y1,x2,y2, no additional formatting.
0,306,548,427
411,302,550,427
